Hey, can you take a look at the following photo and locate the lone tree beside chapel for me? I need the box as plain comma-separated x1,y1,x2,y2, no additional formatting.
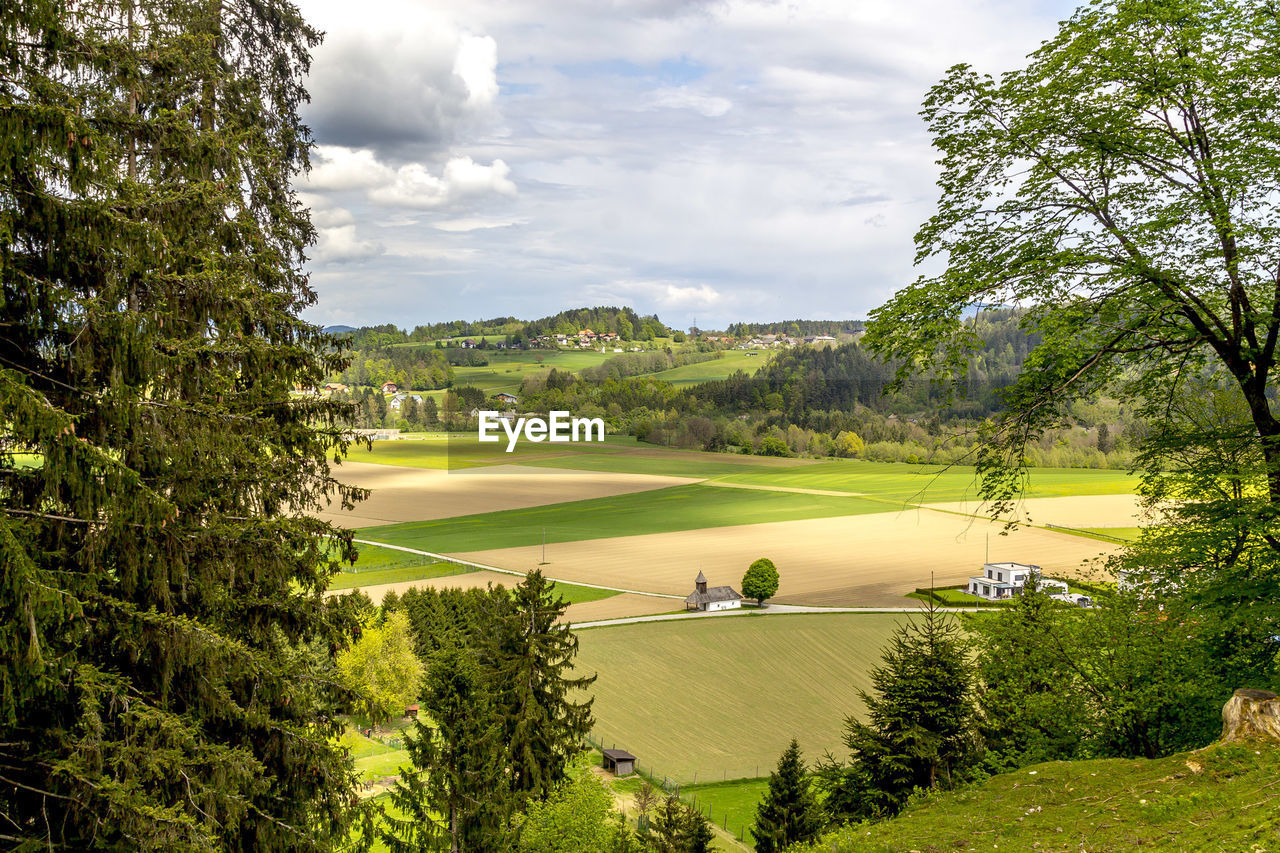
743,558,781,606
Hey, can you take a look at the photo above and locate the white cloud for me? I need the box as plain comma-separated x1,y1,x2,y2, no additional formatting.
293,0,1082,327
301,146,516,209
454,34,499,107
369,156,517,208
434,216,526,232
648,87,732,117
312,224,383,263
303,147,393,192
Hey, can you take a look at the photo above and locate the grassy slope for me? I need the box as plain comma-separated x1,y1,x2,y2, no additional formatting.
355,484,891,553
648,350,777,387
575,613,908,783
817,741,1280,853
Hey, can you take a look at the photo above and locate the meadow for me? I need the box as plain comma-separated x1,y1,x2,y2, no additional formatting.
713,458,1139,501
647,349,777,387
573,613,909,783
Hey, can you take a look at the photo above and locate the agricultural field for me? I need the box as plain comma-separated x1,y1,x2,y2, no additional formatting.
335,443,1135,608
358,484,891,554
574,613,909,783
714,458,1139,502
318,458,698,527
453,505,1119,605
647,349,777,387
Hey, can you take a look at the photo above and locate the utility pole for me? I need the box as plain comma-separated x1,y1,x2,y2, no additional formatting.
541,527,546,564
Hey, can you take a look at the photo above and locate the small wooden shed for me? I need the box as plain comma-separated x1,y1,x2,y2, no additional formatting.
601,748,637,777
404,704,420,720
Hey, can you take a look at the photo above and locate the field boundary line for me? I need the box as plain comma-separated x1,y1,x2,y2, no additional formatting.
351,538,686,600
698,481,867,498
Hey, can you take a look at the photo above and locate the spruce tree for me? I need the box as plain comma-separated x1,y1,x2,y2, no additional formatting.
382,648,510,853
495,570,597,801
817,602,979,820
1,0,367,848
751,739,823,853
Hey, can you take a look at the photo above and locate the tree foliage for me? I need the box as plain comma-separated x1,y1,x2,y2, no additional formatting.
645,796,714,853
382,648,509,853
514,775,639,853
752,739,824,853
386,575,598,845
336,610,424,725
0,0,369,848
742,558,781,605
495,570,598,801
865,0,1280,526
817,605,979,820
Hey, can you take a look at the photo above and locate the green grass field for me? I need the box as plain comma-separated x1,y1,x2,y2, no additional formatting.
715,458,1138,503
648,350,776,387
357,484,891,553
575,613,909,783
818,741,1280,852
1080,526,1143,541
329,561,473,591
447,349,618,393
683,778,769,847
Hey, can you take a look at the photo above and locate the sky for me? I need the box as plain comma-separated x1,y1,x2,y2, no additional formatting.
293,0,1080,332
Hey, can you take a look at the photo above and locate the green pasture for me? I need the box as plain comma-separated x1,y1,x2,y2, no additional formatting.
1080,526,1143,542
715,458,1138,503
517,444,811,479
683,778,769,847
648,349,775,387
329,561,472,591
356,484,890,554
574,613,909,783
448,349,617,393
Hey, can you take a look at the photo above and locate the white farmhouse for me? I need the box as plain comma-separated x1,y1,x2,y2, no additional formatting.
967,562,1068,601
685,571,742,612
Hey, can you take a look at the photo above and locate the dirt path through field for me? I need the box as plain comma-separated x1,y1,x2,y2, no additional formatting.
699,481,865,498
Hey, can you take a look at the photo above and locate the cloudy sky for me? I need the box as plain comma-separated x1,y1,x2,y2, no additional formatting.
294,0,1079,331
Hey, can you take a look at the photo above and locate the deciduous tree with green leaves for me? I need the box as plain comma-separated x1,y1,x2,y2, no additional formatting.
336,609,424,725
514,774,639,853
742,557,781,606
864,0,1280,684
1,0,369,848
869,0,1280,508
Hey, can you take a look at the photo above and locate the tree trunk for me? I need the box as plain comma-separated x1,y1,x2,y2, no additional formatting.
1220,688,1280,743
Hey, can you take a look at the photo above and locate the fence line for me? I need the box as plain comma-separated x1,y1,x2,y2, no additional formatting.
584,732,762,844
1045,522,1129,544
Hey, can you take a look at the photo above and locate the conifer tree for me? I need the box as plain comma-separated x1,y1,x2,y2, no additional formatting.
751,739,823,852
817,602,979,820
0,0,368,848
495,570,597,801
382,648,510,853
